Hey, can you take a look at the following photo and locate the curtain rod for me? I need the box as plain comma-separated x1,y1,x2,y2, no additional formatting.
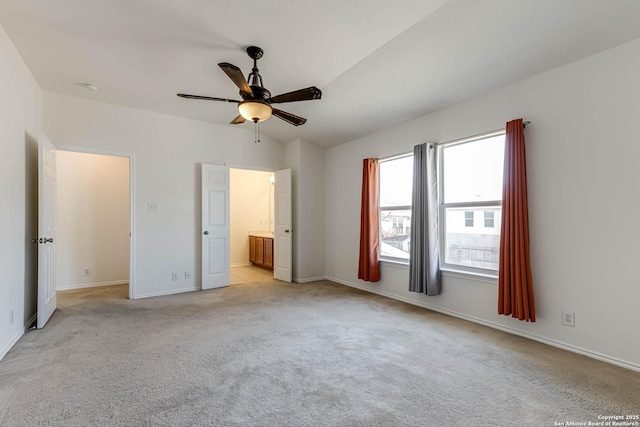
380,120,532,160
433,120,531,147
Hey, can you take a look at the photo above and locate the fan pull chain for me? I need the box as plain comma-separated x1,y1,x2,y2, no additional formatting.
254,121,261,143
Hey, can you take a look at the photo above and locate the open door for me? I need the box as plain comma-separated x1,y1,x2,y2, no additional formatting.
37,134,57,328
274,169,292,282
201,163,230,289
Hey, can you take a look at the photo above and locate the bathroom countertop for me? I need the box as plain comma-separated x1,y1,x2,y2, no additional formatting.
249,232,274,238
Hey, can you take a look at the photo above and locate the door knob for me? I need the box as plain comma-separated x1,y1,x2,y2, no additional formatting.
284,229,290,233
203,231,209,235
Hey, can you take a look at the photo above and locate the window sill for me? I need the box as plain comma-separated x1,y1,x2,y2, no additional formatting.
440,267,498,284
379,259,409,269
380,260,498,284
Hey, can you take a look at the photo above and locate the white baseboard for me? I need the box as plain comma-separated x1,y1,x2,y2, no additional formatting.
133,286,199,300
0,329,25,361
0,312,39,362
327,276,640,373
294,276,327,283
57,280,128,291
231,262,252,268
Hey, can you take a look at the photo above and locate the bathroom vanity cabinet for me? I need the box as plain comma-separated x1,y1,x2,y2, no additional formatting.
249,234,273,269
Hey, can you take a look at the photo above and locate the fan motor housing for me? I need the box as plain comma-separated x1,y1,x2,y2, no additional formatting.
245,86,271,101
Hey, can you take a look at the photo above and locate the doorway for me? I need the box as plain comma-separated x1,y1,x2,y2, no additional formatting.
229,168,274,284
56,150,132,299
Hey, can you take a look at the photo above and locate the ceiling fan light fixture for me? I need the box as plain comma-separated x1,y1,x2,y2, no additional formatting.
238,100,272,122
178,46,320,127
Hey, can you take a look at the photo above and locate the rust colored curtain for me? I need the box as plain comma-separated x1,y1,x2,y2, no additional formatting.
358,158,380,282
498,119,535,322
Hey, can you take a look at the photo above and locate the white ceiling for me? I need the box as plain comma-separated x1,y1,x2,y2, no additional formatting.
2,0,640,147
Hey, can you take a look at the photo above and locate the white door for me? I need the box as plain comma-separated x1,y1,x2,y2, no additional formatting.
274,169,292,282
201,164,230,289
37,135,57,328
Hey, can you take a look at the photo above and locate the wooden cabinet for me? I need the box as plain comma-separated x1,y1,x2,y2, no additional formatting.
264,239,273,268
249,235,273,270
249,236,256,263
255,237,264,265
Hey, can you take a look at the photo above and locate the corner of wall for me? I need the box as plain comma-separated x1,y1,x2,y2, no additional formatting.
0,22,44,361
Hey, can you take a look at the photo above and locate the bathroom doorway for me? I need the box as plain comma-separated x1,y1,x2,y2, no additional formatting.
229,168,274,284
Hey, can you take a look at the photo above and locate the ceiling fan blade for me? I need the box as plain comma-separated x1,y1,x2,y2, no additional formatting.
230,115,246,125
272,109,307,126
269,86,322,104
177,93,240,103
218,63,253,96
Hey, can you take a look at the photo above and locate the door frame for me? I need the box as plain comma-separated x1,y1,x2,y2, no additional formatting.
56,146,136,300
227,164,276,278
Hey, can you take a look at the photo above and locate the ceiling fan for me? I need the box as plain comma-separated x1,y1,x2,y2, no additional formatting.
177,46,322,126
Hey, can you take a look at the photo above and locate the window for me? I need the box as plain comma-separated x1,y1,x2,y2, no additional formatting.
440,133,505,272
484,210,495,228
379,155,413,261
464,211,474,227
378,131,504,273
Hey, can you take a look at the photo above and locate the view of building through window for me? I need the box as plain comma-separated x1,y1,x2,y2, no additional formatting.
379,155,413,260
444,207,502,270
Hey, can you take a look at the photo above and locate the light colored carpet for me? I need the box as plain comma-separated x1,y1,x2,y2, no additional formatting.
1,278,638,426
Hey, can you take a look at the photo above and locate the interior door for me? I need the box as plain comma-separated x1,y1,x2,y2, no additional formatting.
201,163,230,289
37,134,57,328
274,168,292,282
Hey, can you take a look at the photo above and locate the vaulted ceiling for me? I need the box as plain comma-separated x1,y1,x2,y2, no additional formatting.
2,0,640,147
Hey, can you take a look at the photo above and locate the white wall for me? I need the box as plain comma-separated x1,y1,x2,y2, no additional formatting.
0,24,42,359
43,93,284,299
230,168,273,266
298,139,326,281
56,151,130,290
325,38,640,371
285,139,326,282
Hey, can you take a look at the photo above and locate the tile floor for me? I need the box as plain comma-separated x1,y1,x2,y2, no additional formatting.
230,265,274,284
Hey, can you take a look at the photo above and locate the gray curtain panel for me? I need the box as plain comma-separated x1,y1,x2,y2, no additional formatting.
409,143,441,295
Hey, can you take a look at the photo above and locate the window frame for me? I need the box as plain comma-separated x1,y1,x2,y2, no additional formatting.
376,130,505,276
484,210,495,228
378,153,413,264
464,211,474,227
437,131,505,276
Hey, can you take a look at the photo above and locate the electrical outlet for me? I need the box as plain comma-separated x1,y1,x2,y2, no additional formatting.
148,202,158,212
171,272,178,281
9,310,14,325
561,310,575,327
184,272,191,280
83,268,91,276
